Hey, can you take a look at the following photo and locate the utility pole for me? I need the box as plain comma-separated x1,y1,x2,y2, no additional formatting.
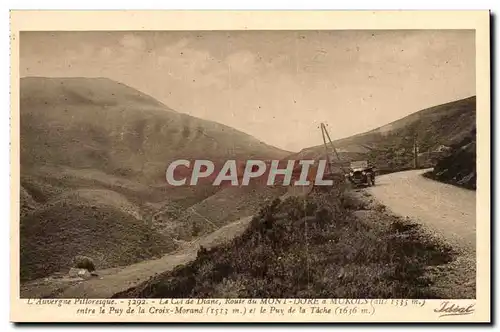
413,132,419,169
320,123,345,175
320,123,333,175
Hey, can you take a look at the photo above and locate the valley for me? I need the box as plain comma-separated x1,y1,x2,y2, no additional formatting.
19,76,477,299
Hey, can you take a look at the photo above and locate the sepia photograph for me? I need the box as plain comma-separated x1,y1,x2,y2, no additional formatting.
10,10,490,323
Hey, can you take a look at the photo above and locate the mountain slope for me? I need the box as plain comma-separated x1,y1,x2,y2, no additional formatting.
20,77,290,281
20,193,176,281
295,96,476,172
21,77,290,182
114,186,455,299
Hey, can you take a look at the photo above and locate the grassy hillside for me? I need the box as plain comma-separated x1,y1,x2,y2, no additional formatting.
168,183,287,240
114,184,455,299
20,77,290,281
20,193,177,281
112,97,476,299
21,77,289,182
295,96,476,173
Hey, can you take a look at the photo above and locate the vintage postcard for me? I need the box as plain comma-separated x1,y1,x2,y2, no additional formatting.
10,10,490,323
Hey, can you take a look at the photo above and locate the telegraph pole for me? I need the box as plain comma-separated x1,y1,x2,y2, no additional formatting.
413,132,419,169
320,123,332,175
320,123,345,175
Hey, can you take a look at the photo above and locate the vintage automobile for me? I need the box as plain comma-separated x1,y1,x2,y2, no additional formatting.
345,160,376,187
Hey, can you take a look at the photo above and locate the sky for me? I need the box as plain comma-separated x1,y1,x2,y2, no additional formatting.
20,30,475,152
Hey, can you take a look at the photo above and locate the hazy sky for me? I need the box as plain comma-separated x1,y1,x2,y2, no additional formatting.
20,30,475,152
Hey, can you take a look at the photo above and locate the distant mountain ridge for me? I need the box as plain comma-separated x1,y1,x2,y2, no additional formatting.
294,96,476,172
19,76,476,282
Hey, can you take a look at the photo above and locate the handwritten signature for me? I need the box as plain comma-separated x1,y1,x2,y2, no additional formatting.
434,301,475,317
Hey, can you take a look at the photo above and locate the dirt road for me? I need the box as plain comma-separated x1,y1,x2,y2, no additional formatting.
21,187,311,299
367,169,476,253
21,215,254,298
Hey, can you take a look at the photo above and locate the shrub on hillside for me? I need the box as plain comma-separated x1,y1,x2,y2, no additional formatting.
20,202,176,281
426,129,476,190
72,255,96,272
113,181,454,299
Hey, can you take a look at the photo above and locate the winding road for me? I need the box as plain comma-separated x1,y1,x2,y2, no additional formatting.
21,188,310,299
21,170,476,298
367,169,476,252
21,216,255,298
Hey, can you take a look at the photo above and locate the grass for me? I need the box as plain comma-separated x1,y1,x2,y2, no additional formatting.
20,198,177,282
113,182,456,299
19,167,286,282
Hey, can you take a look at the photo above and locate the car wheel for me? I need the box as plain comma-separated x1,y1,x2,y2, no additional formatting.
366,175,373,187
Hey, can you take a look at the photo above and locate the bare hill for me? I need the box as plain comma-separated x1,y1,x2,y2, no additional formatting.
21,77,289,182
295,96,476,172
20,77,290,281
